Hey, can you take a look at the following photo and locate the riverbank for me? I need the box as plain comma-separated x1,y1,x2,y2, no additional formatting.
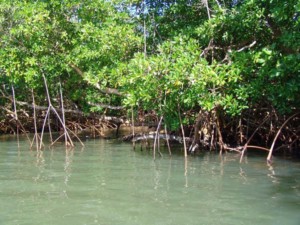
1,104,299,162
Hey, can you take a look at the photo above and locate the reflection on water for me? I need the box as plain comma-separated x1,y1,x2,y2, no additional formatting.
0,137,300,225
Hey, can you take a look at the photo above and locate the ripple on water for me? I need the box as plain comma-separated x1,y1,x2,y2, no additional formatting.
0,138,300,225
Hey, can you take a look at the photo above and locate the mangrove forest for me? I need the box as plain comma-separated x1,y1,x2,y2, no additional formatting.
0,0,299,161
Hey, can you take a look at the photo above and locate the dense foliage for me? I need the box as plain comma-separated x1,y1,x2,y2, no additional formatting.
0,0,299,154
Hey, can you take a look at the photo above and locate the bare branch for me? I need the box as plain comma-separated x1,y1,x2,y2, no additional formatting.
237,41,257,52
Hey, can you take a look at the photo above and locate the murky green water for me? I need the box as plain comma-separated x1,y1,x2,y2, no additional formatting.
0,136,299,225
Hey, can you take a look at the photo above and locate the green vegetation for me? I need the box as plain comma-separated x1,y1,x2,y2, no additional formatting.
0,0,299,159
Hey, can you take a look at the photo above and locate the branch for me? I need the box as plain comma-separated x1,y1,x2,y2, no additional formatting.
14,100,125,124
240,115,269,162
267,113,300,163
0,106,14,116
69,63,123,96
201,39,257,59
88,102,124,110
200,39,220,57
15,100,84,115
236,41,257,52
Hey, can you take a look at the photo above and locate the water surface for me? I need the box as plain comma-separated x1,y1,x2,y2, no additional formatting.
0,136,299,225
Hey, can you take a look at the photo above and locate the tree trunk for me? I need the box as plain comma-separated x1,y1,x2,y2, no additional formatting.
189,110,202,152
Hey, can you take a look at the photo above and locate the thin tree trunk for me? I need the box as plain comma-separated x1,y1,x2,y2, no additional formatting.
213,108,224,154
189,110,202,152
217,125,224,154
240,115,269,163
204,0,211,19
267,113,299,163
66,127,84,147
131,107,135,150
216,123,224,154
39,107,51,149
143,0,147,58
180,122,187,157
214,0,222,9
48,111,53,143
238,117,243,144
39,73,77,149
11,85,19,147
164,124,172,156
40,73,52,149
59,81,68,146
50,105,74,147
11,85,32,146
178,107,187,157
210,124,215,151
153,116,163,159
31,89,39,151
163,93,171,155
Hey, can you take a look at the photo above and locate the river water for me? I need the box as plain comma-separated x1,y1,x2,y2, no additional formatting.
0,136,299,225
